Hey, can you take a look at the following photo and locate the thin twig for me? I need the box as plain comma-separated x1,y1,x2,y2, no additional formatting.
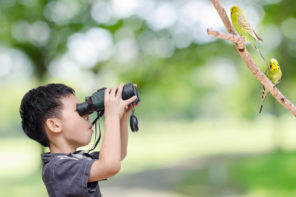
207,28,244,50
211,0,236,35
208,0,296,117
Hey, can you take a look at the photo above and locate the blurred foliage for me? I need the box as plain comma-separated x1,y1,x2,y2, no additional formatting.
1,0,296,134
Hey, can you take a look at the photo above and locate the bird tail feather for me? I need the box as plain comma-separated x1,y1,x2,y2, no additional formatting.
259,86,268,114
254,45,269,67
254,30,263,43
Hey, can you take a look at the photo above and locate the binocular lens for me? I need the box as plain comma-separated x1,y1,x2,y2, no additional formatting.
122,83,140,105
76,83,139,116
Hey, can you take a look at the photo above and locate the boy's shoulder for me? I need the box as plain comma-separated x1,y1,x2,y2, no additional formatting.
41,151,99,164
41,151,102,197
41,151,100,182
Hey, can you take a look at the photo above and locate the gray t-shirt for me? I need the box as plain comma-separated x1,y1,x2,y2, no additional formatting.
41,151,102,197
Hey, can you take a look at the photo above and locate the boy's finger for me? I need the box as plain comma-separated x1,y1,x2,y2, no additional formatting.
110,87,117,96
104,87,111,99
117,83,124,98
124,95,138,106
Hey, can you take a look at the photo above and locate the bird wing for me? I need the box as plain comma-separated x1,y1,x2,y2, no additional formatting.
237,14,262,42
237,14,253,33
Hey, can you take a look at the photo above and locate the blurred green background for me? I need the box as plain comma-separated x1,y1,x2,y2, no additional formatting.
1,0,296,196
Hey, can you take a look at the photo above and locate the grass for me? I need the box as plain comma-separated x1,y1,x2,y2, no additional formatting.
0,139,47,197
0,171,47,197
175,151,296,197
1,117,296,196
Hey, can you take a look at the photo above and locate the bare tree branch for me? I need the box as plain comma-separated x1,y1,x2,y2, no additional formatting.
211,0,236,35
207,28,245,49
208,0,296,117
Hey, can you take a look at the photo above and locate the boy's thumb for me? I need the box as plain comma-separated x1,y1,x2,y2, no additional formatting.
125,95,138,105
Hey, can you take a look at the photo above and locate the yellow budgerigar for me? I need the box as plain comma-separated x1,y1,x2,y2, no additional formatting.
259,58,282,113
230,6,267,65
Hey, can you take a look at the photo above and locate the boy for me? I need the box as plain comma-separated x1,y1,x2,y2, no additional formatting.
19,83,138,197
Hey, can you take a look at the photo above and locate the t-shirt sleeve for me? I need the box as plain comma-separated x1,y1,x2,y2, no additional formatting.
89,151,100,159
51,155,96,197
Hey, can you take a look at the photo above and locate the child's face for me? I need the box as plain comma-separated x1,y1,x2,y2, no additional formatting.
60,94,93,148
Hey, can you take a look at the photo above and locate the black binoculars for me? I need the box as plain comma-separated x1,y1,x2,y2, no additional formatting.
76,83,140,131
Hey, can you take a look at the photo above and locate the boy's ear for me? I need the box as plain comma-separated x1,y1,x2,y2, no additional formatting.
45,118,62,134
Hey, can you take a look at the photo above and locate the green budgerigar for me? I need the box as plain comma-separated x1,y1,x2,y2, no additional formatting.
230,6,262,47
259,58,282,113
230,6,268,65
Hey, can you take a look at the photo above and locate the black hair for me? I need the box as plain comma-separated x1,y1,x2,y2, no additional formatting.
20,83,75,147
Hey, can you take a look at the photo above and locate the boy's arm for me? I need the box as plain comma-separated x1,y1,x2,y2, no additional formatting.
89,114,121,182
120,110,130,160
120,84,138,160
88,85,137,182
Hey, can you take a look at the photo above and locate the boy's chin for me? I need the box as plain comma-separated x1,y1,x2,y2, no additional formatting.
81,139,92,147
74,138,92,149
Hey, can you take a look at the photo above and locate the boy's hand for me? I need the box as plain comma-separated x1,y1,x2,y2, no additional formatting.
121,105,134,121
121,84,138,120
104,83,138,119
